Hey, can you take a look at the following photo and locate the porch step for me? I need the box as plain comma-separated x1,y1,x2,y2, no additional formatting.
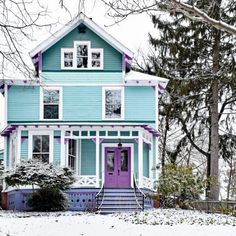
97,188,144,214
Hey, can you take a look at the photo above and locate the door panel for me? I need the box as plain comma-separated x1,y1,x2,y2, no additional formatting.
104,147,131,188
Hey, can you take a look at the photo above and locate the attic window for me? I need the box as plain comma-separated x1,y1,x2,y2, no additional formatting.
61,41,103,70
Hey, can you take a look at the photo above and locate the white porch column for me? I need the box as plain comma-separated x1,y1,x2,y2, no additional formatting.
60,130,66,166
138,131,143,188
149,141,153,179
155,84,159,179
16,129,21,164
95,132,100,188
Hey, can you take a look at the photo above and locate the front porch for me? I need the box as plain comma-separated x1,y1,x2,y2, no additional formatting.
62,124,158,190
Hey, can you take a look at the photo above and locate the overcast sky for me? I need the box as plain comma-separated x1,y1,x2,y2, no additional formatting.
0,0,157,149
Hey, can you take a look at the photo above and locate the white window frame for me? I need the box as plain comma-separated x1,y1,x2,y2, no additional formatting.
28,130,53,163
40,87,63,121
102,86,125,120
61,41,104,70
61,48,75,70
91,48,104,70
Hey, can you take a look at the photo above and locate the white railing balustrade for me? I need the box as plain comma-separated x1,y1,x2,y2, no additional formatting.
142,176,154,190
73,175,97,187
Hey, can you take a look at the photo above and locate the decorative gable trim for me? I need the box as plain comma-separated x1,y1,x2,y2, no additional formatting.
29,13,133,60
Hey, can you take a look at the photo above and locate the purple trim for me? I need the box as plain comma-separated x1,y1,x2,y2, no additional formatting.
148,143,152,150
134,138,139,143
158,83,165,90
0,84,4,89
99,138,104,144
38,51,42,71
152,86,156,91
91,138,96,144
55,137,61,144
21,137,26,144
122,53,125,73
64,138,69,145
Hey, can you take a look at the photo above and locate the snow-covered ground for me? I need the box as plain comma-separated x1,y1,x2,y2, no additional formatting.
0,209,235,236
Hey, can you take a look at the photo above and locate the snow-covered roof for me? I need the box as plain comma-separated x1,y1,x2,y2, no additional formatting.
29,13,134,59
124,70,169,97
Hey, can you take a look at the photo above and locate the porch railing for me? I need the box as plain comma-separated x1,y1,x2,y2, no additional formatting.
142,176,155,190
73,175,97,187
95,184,105,210
133,175,145,210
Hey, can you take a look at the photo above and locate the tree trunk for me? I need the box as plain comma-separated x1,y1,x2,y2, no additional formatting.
209,1,221,199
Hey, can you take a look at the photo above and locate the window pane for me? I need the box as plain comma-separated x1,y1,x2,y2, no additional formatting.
33,154,41,160
92,60,100,68
105,90,121,118
42,135,49,152
64,52,73,68
33,136,41,152
76,44,88,68
69,139,76,156
107,151,115,171
44,90,59,104
68,155,76,170
42,154,49,163
121,150,128,172
44,105,59,119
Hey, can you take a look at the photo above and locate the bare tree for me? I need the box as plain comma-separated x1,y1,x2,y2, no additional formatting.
0,0,56,79
100,0,236,36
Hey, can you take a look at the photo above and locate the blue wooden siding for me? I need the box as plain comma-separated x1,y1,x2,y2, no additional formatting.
63,86,102,121
42,25,122,72
143,142,149,178
8,86,39,122
81,139,96,175
54,139,61,166
125,86,155,121
41,72,123,85
7,85,155,123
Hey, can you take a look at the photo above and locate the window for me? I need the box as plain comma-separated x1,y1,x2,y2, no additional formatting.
75,41,90,68
61,49,74,69
41,87,62,120
10,134,17,168
102,87,124,120
32,135,50,163
61,41,103,70
68,139,76,171
91,49,103,68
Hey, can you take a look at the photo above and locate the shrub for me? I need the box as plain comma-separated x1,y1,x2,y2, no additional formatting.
27,187,68,211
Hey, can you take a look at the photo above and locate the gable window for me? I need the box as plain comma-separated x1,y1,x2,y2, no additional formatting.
61,49,74,69
102,87,124,120
41,87,62,120
32,135,50,163
91,49,103,68
61,41,103,70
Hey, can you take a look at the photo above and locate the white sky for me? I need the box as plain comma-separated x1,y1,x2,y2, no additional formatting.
0,0,156,149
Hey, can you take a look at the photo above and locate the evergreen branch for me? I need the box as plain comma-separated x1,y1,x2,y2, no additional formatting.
177,115,209,158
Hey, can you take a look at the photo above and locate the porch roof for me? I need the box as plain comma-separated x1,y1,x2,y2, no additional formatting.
0,124,160,138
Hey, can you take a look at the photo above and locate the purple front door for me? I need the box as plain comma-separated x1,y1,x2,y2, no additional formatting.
104,147,131,188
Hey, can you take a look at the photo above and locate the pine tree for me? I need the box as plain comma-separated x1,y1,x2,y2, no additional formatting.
147,0,236,200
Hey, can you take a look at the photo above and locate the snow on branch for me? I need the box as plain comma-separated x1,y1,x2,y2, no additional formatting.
169,0,236,36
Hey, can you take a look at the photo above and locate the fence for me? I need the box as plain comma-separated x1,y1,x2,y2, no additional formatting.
190,200,236,213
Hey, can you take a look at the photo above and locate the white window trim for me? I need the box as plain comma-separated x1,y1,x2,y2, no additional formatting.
90,48,104,70
28,130,54,163
61,41,104,70
61,48,75,70
102,86,125,121
40,86,63,121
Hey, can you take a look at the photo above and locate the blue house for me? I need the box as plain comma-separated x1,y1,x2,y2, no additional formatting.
0,13,168,213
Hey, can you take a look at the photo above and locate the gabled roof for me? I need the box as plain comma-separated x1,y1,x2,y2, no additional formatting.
30,13,134,59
